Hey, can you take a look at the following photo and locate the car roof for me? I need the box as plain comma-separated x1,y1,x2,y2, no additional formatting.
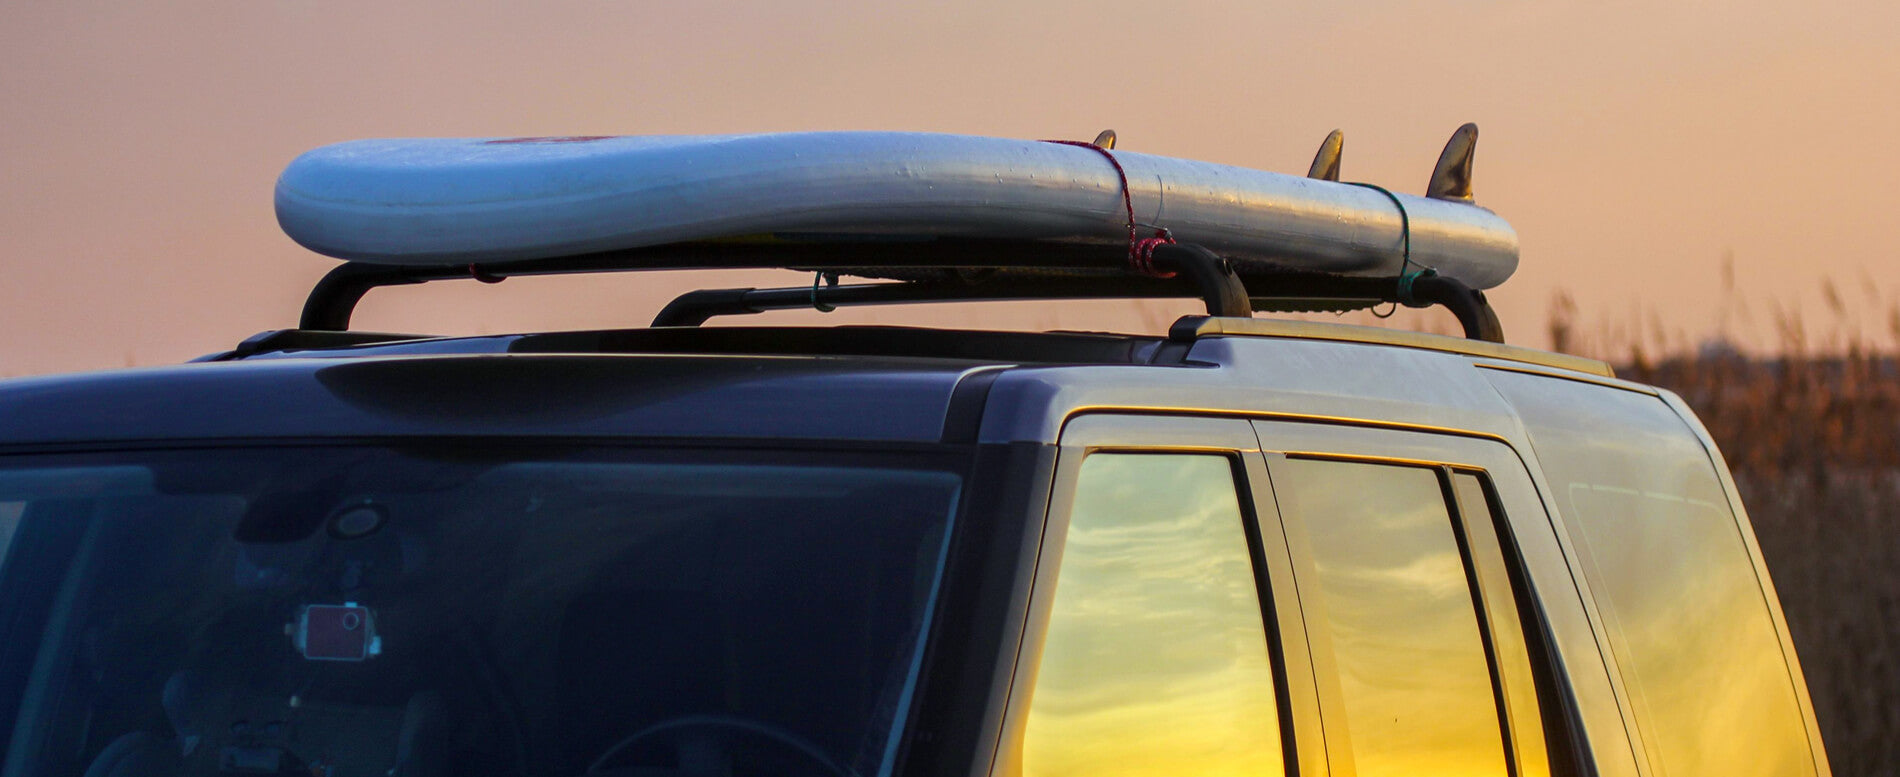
0,320,1631,449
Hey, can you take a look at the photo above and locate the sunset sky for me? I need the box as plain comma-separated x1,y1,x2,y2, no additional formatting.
4,1,1896,376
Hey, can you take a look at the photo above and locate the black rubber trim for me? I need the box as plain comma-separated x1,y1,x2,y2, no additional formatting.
941,367,1006,444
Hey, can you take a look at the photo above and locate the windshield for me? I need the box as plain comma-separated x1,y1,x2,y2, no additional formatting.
0,446,962,777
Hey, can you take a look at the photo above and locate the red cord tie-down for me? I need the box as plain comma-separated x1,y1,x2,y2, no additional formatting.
1040,139,1177,278
1130,233,1176,278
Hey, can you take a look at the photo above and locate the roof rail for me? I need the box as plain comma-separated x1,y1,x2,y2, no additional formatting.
299,238,1505,342
1172,316,1611,377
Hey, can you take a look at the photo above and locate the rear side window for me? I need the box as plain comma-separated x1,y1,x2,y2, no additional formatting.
1486,371,1815,777
1274,459,1512,777
1022,454,1285,777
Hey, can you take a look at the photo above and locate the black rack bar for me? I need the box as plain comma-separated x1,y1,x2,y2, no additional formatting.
651,266,1504,341
650,243,1251,325
653,278,1185,327
299,239,1503,342
300,240,1239,331
1245,273,1505,343
300,239,1150,330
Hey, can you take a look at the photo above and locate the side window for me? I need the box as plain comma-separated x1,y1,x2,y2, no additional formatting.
1275,459,1519,777
1451,473,1556,777
1486,371,1816,777
1022,454,1286,777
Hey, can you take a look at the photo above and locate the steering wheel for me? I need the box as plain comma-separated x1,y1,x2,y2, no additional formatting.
586,714,856,777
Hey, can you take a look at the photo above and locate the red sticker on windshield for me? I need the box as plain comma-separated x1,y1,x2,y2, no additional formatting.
294,604,382,661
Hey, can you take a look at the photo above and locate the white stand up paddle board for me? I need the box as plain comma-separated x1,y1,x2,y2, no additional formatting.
275,131,1517,288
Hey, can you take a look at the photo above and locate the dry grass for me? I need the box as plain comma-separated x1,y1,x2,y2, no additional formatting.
1557,280,1900,775
1741,471,1900,776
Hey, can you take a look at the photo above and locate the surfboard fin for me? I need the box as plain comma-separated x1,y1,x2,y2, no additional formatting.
1427,123,1478,202
1307,130,1343,181
1091,130,1117,150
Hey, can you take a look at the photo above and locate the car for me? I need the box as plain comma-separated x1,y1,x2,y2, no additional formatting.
0,129,1829,777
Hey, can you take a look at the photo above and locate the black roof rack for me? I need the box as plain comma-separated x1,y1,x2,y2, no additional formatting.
207,325,1173,365
298,238,1505,343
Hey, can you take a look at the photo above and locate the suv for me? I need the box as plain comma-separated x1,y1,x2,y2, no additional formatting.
0,151,1828,777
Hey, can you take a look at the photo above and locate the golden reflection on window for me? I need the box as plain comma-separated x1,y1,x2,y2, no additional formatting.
1452,474,1549,777
1565,482,1812,777
1022,454,1284,777
1486,369,1815,777
1278,459,1508,777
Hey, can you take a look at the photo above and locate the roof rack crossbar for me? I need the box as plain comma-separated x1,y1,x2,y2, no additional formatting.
298,239,1501,342
1248,273,1504,342
651,272,1503,342
651,265,1504,342
300,240,1253,331
653,275,1238,328
300,240,1136,330
649,243,1260,324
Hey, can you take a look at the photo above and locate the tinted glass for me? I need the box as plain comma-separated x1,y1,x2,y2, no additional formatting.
0,448,960,777
1277,459,1508,777
1022,454,1284,777
1452,473,1549,777
1486,371,1814,777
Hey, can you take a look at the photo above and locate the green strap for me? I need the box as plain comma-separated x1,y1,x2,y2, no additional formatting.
810,271,840,313
1345,182,1436,309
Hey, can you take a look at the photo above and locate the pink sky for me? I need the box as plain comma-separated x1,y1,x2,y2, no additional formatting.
3,1,1896,376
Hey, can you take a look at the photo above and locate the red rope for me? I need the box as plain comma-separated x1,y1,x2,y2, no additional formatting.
1041,140,1176,278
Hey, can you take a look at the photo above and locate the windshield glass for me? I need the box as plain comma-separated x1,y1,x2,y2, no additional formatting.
0,446,962,777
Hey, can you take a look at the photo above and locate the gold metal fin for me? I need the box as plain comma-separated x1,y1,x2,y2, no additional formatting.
1307,129,1343,181
1427,123,1478,202
1091,129,1117,150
